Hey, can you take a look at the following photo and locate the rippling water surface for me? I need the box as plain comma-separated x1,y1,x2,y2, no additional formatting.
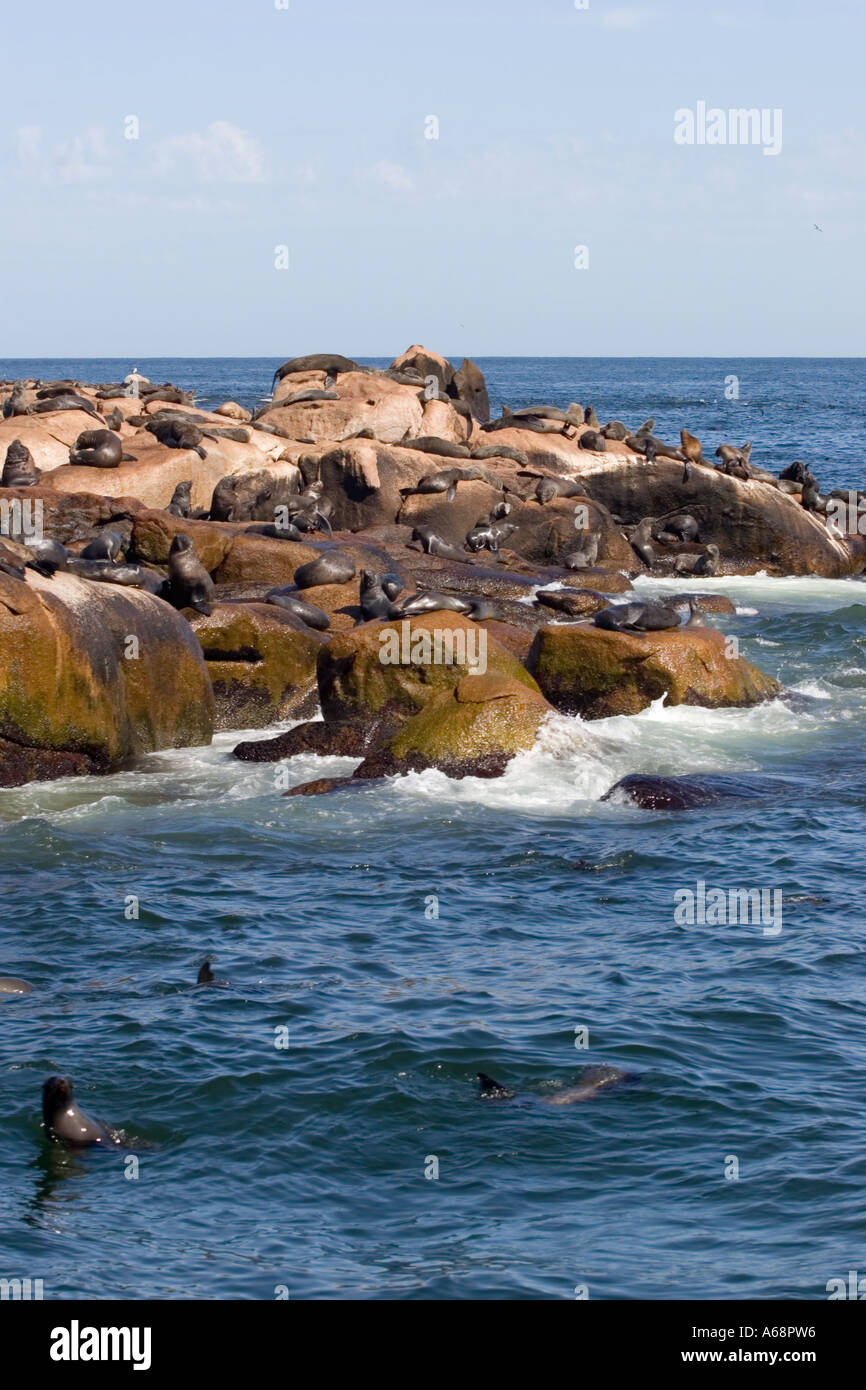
1,361,865,1299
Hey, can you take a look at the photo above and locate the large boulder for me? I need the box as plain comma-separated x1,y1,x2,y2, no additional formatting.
530,623,781,718
266,370,424,443
353,671,553,779
317,611,541,738
574,455,866,577
188,602,325,729
0,569,214,785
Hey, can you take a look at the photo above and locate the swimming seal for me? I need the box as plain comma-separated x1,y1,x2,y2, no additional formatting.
41,1076,121,1148
1,438,40,486
294,552,356,589
265,588,331,630
0,976,33,996
69,429,124,468
167,534,215,614
478,1065,630,1105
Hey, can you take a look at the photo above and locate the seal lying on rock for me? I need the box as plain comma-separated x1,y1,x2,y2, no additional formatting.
265,588,331,630
593,601,681,632
410,525,468,562
27,393,104,423
294,551,356,589
42,1076,122,1148
25,538,68,575
146,417,207,458
1,438,40,486
477,1066,631,1104
69,429,127,468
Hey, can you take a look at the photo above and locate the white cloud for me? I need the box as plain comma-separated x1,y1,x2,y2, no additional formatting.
151,121,265,183
16,124,112,183
371,160,414,191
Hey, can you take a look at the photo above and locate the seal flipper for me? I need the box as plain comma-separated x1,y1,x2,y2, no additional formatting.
477,1071,515,1100
197,960,215,985
445,482,457,502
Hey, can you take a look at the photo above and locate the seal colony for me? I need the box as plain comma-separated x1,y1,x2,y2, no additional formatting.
0,345,861,792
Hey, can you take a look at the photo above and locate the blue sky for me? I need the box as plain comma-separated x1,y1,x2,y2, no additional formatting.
1,0,863,355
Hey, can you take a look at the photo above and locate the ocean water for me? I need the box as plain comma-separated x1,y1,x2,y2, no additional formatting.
1,360,865,1301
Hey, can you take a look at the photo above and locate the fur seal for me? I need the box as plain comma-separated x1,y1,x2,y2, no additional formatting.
465,520,517,555
66,558,161,590
578,429,606,452
594,601,681,633
294,552,356,589
359,569,395,620
167,534,215,614
278,389,339,406
0,976,33,996
401,436,472,459
563,531,600,569
265,588,331,630
2,382,29,418
80,531,124,562
780,460,807,483
471,444,529,466
167,480,193,518
601,420,629,440
41,1076,121,1148
410,525,468,561
683,598,705,627
653,512,699,544
104,407,124,431
1,438,40,486
535,476,584,504
25,538,68,575
271,353,359,386
146,418,207,458
674,543,720,576
69,429,124,468
28,393,104,423
393,591,471,616
630,517,656,567
584,405,599,428
478,1065,630,1105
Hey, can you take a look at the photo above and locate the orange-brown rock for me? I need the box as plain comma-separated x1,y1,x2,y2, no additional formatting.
531,623,781,718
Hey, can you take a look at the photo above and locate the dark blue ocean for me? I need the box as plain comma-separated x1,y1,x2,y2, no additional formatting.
2,358,866,1300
